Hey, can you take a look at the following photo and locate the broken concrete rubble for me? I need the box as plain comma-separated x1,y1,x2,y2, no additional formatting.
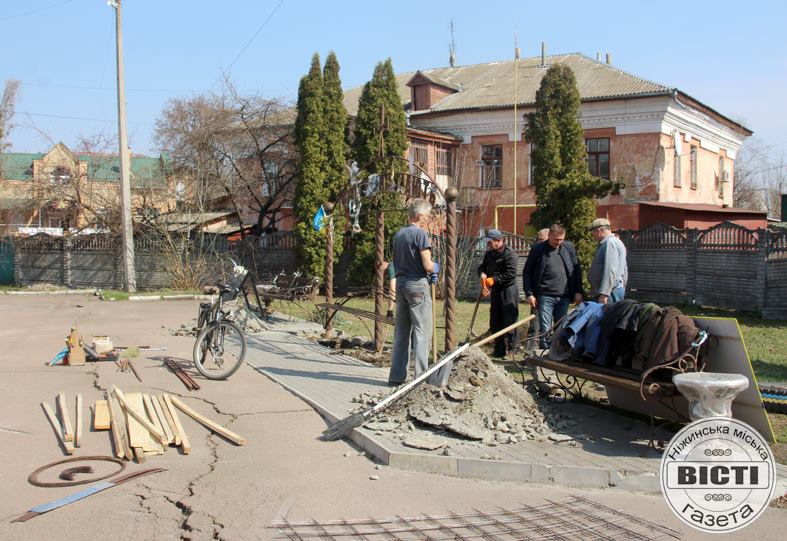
351,346,563,447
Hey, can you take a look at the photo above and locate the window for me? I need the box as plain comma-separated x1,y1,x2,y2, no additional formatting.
718,156,725,198
49,166,72,185
436,146,453,176
690,145,698,190
480,144,502,188
586,138,610,179
409,142,428,169
262,162,279,197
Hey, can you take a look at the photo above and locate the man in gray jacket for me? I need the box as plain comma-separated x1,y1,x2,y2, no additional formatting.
587,218,628,304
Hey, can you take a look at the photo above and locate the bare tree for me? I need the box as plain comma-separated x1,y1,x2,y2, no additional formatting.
154,81,297,236
734,137,787,219
0,79,20,151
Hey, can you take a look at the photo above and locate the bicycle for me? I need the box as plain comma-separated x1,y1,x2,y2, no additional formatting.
193,261,259,380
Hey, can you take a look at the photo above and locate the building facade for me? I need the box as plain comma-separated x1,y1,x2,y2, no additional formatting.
344,53,757,235
0,142,175,236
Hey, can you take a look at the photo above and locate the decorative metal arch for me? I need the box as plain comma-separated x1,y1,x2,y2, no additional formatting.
332,155,445,231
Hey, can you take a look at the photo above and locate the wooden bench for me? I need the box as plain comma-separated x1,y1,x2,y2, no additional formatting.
524,355,679,400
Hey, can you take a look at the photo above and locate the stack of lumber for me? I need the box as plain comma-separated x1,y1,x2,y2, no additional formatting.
43,386,246,463
41,392,83,455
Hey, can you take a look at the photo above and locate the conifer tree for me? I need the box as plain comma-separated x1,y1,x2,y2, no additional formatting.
525,64,619,268
349,59,408,284
321,51,348,262
293,53,327,278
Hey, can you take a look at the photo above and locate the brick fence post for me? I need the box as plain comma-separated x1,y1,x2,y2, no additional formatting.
687,229,699,305
63,237,72,288
755,228,769,313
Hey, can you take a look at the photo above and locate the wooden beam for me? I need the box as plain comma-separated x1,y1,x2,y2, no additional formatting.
156,395,180,446
57,392,74,442
169,395,246,446
162,394,190,454
93,400,110,430
143,394,170,451
105,395,125,459
74,394,83,448
41,402,74,455
149,394,175,445
112,386,166,444
107,392,133,460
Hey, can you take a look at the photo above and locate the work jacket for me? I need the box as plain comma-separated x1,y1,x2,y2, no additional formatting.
477,245,518,290
522,240,584,299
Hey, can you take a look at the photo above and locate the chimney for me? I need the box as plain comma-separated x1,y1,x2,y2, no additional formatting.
606,52,612,65
449,48,456,67
541,42,547,66
515,46,520,59
596,52,601,61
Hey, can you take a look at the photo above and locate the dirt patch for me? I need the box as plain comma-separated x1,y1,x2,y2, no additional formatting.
350,347,570,448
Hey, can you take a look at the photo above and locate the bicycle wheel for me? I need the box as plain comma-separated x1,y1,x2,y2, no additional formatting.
193,321,247,380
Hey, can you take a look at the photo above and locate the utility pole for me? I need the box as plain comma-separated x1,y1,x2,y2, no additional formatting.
110,0,136,291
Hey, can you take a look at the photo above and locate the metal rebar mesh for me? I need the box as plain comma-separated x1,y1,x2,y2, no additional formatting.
269,495,681,540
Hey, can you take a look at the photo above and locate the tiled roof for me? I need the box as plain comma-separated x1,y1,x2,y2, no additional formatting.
344,53,673,116
0,153,43,180
0,150,170,188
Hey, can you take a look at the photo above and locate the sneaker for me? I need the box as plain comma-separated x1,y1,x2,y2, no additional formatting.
387,381,404,387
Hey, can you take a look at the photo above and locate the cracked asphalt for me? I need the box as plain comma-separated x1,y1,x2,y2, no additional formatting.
1,294,785,540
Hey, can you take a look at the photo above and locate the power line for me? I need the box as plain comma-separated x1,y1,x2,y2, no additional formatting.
226,0,287,72
17,110,151,126
0,0,77,23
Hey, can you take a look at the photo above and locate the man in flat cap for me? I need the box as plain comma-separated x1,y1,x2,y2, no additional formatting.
587,218,628,304
477,228,519,357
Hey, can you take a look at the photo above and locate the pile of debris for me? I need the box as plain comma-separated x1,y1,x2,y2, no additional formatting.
351,347,566,447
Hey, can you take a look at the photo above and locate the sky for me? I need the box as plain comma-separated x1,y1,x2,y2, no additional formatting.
2,0,786,161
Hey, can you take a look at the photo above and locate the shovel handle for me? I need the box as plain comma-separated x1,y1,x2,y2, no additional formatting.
472,314,535,349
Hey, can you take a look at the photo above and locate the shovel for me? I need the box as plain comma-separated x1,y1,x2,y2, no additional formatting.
466,288,484,341
320,315,535,441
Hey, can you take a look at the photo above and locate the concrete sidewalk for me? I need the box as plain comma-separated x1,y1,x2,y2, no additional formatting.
244,322,787,494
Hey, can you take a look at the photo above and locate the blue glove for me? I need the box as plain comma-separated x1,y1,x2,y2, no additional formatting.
429,262,439,284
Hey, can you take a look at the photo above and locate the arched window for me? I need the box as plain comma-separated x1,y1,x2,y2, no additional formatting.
49,166,72,185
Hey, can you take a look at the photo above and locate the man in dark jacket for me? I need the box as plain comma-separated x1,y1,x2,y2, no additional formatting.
523,224,584,349
477,228,519,357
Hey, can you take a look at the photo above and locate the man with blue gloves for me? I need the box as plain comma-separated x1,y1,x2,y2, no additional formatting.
478,228,520,358
388,199,438,386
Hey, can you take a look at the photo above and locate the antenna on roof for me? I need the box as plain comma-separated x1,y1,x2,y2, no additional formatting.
514,29,520,59
449,20,457,67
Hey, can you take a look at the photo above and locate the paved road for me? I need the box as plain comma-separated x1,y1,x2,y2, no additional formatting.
0,294,784,540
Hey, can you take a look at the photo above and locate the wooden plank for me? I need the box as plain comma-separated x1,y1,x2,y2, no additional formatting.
132,447,146,464
93,400,110,430
157,395,181,446
41,402,74,455
68,328,85,366
162,394,190,454
149,394,176,445
74,394,83,448
57,392,74,442
125,393,163,454
170,395,246,446
105,394,125,459
143,394,170,451
108,392,133,460
112,386,166,444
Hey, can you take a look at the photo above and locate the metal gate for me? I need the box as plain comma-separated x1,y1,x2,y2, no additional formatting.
0,238,14,284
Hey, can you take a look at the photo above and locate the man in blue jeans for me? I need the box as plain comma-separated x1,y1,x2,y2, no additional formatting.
388,199,438,386
587,218,628,304
523,224,584,349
